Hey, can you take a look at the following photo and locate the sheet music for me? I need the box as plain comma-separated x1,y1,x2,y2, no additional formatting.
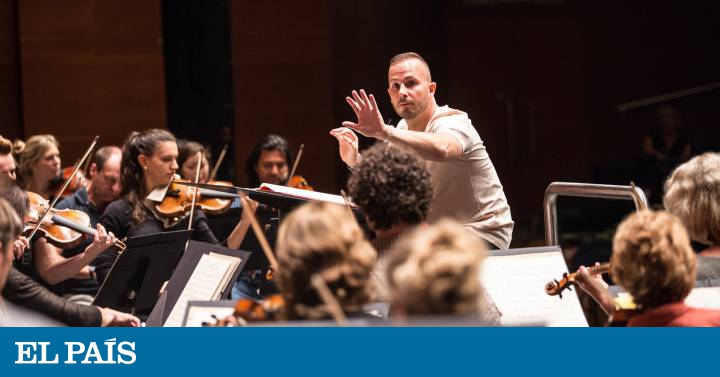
259,183,356,207
481,251,588,327
685,287,720,309
163,254,235,327
208,252,241,299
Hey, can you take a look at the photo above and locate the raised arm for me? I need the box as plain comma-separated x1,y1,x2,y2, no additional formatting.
341,89,461,161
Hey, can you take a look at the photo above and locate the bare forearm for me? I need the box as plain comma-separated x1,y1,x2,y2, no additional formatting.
385,127,461,161
37,250,95,285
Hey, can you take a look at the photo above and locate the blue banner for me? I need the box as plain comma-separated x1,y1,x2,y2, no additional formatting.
1,328,714,376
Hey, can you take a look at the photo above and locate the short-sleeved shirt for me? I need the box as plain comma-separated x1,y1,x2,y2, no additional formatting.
396,105,514,249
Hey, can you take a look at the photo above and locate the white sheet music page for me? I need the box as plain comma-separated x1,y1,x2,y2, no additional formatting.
481,251,588,327
259,183,357,207
163,254,233,327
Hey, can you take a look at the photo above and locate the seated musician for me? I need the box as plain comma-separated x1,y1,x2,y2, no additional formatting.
577,210,720,326
347,143,432,300
51,146,122,303
231,134,295,300
15,134,62,200
663,153,720,283
177,140,210,184
0,198,59,325
0,135,18,180
95,129,246,282
275,202,377,320
348,143,431,253
2,172,117,292
245,134,293,187
383,219,500,323
0,177,139,326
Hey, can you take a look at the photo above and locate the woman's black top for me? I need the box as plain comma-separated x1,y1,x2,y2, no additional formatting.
94,198,218,283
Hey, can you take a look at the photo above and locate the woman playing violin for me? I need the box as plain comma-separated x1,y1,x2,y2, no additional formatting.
0,175,117,288
577,210,720,327
96,129,247,282
15,134,62,200
100,129,218,242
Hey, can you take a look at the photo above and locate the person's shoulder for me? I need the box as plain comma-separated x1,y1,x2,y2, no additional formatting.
430,106,470,128
103,198,132,216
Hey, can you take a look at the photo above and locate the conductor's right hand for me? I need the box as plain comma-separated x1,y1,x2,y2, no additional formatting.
330,127,359,168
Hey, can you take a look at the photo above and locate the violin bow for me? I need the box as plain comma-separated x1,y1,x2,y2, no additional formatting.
209,144,227,182
187,150,204,233
310,274,348,326
339,190,357,223
26,135,99,243
239,192,280,272
287,143,304,185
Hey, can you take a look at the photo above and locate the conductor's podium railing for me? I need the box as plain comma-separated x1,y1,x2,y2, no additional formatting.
543,182,649,246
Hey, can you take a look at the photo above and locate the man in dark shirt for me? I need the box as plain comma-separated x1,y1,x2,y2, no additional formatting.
55,146,121,301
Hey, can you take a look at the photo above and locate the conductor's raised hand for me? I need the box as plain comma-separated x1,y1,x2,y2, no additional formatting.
329,127,359,167
342,89,389,140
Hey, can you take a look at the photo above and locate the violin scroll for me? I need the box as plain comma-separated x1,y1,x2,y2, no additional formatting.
545,262,610,299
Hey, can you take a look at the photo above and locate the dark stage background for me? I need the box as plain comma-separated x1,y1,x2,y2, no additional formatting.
2,0,719,247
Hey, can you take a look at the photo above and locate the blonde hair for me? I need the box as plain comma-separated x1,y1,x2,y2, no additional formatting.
610,210,696,310
276,202,377,320
384,219,488,316
663,152,720,245
16,134,59,189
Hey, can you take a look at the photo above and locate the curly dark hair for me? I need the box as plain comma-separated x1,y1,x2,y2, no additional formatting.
347,143,432,231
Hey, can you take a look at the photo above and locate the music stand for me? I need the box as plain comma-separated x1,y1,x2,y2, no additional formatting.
145,240,251,326
92,230,191,316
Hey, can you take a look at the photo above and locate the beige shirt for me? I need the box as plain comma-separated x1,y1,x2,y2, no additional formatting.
396,105,514,249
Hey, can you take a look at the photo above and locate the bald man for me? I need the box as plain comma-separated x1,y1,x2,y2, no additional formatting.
331,52,513,249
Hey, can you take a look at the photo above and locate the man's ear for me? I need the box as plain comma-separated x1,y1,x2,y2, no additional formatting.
88,163,98,179
429,82,437,97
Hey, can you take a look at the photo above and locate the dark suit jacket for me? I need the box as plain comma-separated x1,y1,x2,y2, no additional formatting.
2,268,102,326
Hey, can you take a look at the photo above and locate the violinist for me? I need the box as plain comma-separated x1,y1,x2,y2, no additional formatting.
15,134,62,200
177,140,210,184
245,134,293,187
275,201,376,320
1,175,117,290
0,135,18,180
0,176,139,326
576,210,720,327
95,129,246,282
231,134,294,300
383,219,500,323
53,146,122,301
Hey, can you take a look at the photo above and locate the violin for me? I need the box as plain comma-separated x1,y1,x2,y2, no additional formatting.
25,191,126,251
205,295,284,326
287,175,314,191
154,178,236,217
49,164,89,200
545,262,609,298
286,144,314,191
